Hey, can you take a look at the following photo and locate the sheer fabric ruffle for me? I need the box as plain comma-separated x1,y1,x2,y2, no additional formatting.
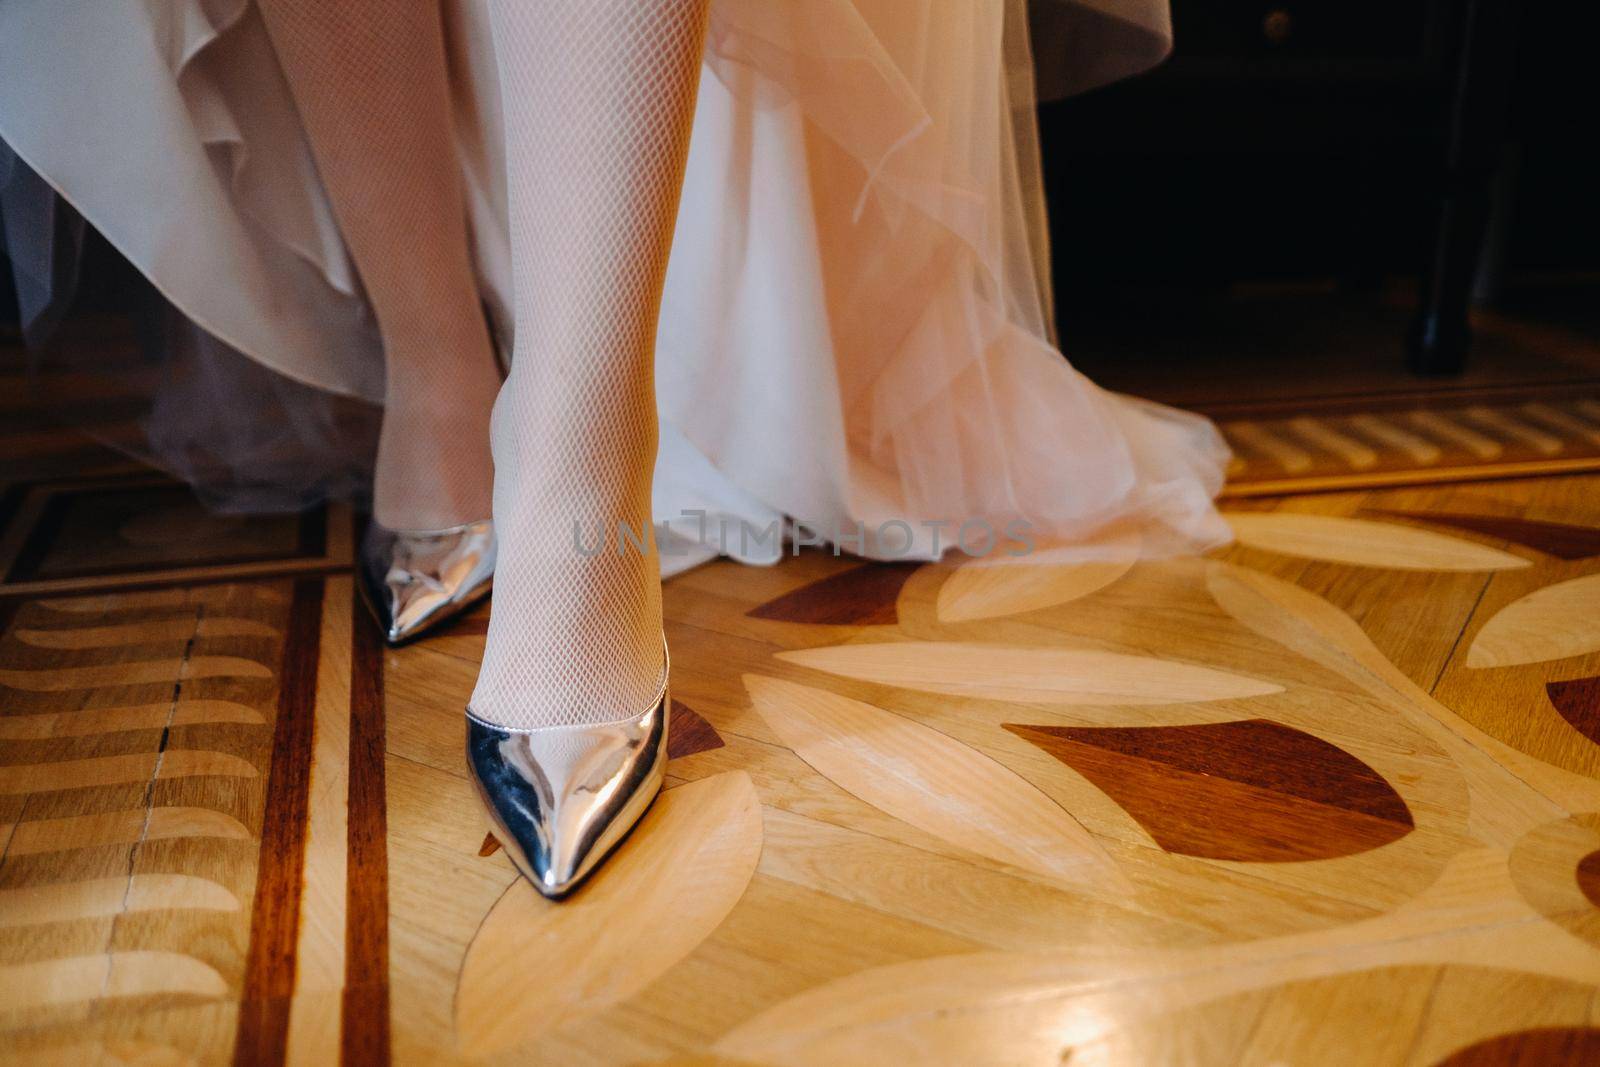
0,0,1228,573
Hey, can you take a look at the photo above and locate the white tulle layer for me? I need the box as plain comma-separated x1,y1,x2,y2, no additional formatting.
0,0,1229,574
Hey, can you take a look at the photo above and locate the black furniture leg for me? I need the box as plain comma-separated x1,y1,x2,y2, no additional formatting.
1409,0,1518,375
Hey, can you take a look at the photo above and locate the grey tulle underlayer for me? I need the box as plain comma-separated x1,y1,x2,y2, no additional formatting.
2,140,379,515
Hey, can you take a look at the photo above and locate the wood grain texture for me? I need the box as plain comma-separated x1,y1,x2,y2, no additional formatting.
0,806,252,856
1220,456,1600,499
1205,560,1599,847
1228,420,1315,472
0,750,259,794
1577,851,1600,911
714,872,1600,1067
1525,401,1600,447
1506,815,1600,952
1406,411,1503,458
1227,513,1532,571
1369,511,1600,560
0,1039,198,1066
0,874,239,926
1347,414,1442,464
0,700,263,740
454,771,763,1056
1546,677,1600,746
283,575,355,1066
934,543,1135,623
233,578,323,1067
746,562,920,625
1466,406,1563,455
747,675,1127,890
12,617,277,648
1289,416,1379,469
343,597,390,1067
668,699,725,760
776,641,1284,705
28,586,286,614
1004,720,1413,861
0,656,272,690
13,429,1600,1064
1466,574,1600,667
0,952,229,1010
1435,1027,1600,1066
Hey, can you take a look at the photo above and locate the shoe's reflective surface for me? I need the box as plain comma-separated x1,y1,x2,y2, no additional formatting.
359,520,495,645
466,663,669,899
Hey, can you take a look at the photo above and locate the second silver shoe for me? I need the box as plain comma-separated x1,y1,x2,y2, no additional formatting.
358,519,495,645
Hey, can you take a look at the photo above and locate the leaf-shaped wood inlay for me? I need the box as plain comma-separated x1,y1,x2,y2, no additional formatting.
0,656,272,691
1468,575,1600,668
0,751,258,795
668,699,725,759
0,874,238,926
3,1040,193,1066
776,642,1282,705
13,617,276,648
935,545,1135,623
0,700,263,740
1369,511,1600,560
1004,719,1413,861
1547,677,1600,747
1,807,251,857
0,952,228,1010
1227,512,1530,571
1206,561,1600,843
1435,1028,1600,1066
455,771,762,1055
746,675,1126,889
37,586,286,614
746,562,920,625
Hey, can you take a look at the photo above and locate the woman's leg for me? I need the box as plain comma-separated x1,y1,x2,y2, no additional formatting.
469,0,709,728
257,0,499,531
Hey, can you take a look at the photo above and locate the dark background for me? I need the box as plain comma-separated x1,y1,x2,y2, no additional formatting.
1040,0,1597,288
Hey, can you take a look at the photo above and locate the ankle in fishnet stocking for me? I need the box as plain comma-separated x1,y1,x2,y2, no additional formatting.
258,0,501,532
468,0,710,729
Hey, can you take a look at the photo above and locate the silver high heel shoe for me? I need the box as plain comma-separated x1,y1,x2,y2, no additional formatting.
358,520,496,645
466,645,669,899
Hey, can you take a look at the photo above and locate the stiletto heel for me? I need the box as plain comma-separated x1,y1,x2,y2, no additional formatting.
466,644,669,898
358,519,496,645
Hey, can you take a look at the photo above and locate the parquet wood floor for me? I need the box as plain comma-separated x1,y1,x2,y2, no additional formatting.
3,419,1600,1064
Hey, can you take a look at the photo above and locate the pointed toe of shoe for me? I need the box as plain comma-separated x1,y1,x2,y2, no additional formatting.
359,520,495,645
465,688,669,898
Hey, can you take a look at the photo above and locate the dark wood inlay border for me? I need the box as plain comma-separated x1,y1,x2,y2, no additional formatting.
343,588,391,1065
233,577,324,1067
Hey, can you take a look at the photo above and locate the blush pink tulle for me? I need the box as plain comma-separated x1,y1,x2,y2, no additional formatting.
0,0,1230,572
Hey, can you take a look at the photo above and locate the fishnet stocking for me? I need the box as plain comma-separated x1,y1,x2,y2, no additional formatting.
258,0,500,531
468,0,709,728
